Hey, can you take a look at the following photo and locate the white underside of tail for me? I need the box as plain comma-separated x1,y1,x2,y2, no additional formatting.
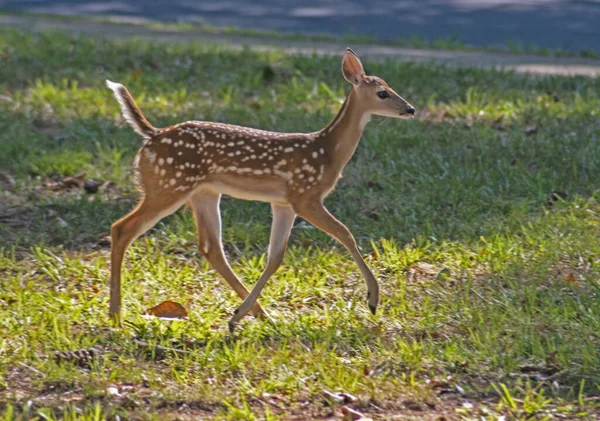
106,79,153,139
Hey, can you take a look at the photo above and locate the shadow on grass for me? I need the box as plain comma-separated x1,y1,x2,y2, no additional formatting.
2,107,600,254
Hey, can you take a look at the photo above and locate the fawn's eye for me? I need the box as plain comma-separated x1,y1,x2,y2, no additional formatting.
377,90,390,99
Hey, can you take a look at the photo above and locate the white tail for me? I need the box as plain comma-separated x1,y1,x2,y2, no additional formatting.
108,48,415,331
106,80,160,139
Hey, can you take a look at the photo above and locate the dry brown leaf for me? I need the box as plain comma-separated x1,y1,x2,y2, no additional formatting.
363,365,371,377
564,273,576,283
62,173,86,189
364,249,379,261
341,406,371,421
145,300,188,319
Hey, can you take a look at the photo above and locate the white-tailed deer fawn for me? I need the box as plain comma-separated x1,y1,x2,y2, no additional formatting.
107,48,414,331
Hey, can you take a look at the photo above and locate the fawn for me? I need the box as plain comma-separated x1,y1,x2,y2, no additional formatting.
107,48,414,331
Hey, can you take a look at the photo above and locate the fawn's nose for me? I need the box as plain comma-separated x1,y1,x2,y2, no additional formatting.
406,105,415,115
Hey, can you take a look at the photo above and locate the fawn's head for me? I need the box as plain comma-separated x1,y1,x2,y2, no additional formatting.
342,48,415,119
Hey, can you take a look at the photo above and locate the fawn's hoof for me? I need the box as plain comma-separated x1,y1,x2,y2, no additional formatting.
228,320,237,333
368,303,377,315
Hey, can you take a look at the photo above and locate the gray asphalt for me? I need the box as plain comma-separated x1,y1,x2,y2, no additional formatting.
2,13,599,77
1,0,600,52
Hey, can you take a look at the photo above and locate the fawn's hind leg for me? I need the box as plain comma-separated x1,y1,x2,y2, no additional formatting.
110,195,185,324
189,190,268,318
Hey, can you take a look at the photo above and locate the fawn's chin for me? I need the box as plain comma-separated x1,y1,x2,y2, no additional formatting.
398,114,415,120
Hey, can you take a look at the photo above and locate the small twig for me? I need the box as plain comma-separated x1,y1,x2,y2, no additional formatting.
470,288,491,304
17,362,46,378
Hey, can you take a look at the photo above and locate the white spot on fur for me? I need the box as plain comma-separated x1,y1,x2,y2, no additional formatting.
143,149,157,163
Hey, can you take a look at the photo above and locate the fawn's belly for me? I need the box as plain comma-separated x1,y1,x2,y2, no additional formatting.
199,175,289,204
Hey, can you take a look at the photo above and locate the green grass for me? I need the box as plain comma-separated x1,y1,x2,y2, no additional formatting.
1,28,600,419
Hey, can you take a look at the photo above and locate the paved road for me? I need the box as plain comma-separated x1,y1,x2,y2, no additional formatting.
1,0,600,52
1,14,599,77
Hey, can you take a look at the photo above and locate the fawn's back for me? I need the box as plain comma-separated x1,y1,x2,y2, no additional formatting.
137,121,331,203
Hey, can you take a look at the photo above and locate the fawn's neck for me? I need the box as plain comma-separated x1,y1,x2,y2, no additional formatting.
320,89,370,172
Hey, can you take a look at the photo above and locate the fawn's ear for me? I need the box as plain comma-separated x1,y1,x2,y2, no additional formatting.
342,48,365,86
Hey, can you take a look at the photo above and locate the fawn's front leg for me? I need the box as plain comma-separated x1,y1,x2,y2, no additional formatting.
189,191,268,319
294,200,379,314
228,204,296,332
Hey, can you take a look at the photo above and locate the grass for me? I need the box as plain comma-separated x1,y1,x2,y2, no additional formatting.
1,28,600,419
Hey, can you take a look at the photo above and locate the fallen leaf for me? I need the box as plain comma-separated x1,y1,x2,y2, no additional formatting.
525,125,538,135
341,406,371,421
62,173,86,189
145,300,188,319
363,365,371,377
564,273,576,283
364,249,379,261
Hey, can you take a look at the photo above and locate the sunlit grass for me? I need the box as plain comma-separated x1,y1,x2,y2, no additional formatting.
1,28,600,419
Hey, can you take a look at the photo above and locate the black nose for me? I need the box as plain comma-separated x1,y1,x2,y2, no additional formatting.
407,106,415,115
